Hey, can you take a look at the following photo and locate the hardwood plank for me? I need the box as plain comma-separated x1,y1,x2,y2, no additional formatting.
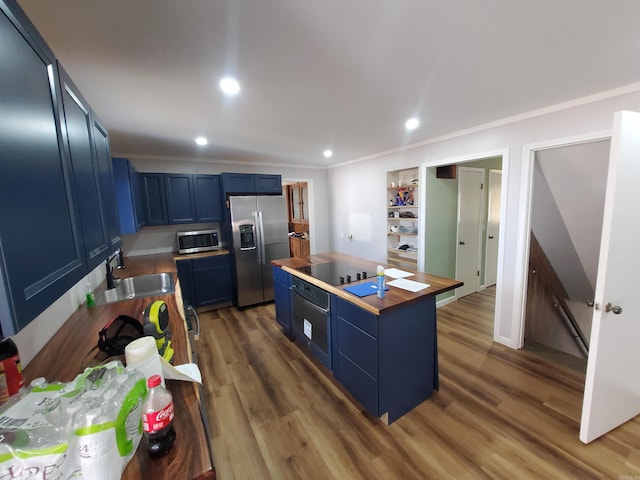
198,287,640,478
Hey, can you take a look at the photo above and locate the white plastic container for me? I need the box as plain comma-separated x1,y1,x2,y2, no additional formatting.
125,336,164,387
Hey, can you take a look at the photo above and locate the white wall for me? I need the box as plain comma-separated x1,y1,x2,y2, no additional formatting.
536,140,610,291
328,85,640,348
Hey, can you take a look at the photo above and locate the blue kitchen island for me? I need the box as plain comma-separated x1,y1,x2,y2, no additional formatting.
272,252,462,424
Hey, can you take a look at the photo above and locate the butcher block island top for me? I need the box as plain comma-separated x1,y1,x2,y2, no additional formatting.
22,253,214,480
272,252,462,315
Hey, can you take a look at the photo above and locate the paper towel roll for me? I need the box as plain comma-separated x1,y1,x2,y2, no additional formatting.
125,336,164,387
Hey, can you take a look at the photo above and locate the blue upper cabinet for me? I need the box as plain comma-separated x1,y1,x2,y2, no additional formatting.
91,114,121,250
221,173,255,194
112,157,144,234
165,173,196,224
0,2,85,335
140,173,168,226
193,174,222,222
58,63,110,271
221,173,282,196
255,174,282,194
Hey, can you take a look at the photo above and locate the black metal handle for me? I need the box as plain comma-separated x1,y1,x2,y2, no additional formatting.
459,241,466,245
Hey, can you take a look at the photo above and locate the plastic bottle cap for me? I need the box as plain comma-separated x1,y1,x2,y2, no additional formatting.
377,265,384,275
148,374,162,388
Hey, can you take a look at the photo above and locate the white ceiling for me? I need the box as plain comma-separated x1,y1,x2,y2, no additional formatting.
16,0,640,167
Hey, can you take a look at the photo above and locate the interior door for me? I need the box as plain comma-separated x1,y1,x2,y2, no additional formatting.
580,110,640,443
484,170,501,287
456,167,484,298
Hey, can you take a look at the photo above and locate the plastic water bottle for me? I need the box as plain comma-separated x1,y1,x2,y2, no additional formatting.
376,265,385,299
142,374,176,458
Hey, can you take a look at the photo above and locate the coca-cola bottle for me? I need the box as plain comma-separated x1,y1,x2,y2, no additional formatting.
141,374,176,458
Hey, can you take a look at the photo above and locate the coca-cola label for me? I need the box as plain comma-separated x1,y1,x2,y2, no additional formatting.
142,401,174,433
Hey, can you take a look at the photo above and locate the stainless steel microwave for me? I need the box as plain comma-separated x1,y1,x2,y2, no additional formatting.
177,229,220,254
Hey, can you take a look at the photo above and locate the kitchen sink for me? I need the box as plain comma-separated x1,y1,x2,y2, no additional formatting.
94,272,175,305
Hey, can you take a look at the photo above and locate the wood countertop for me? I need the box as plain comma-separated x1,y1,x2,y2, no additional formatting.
173,249,230,261
272,252,462,316
22,253,214,480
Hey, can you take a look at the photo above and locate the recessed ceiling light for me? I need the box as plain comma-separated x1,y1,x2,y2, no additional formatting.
219,77,240,96
195,137,208,146
405,117,420,130
323,150,333,158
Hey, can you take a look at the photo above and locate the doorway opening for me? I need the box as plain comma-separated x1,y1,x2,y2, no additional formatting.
283,180,312,258
422,155,504,299
420,150,507,342
523,139,610,372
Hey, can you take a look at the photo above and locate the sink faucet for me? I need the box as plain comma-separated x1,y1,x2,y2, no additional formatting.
105,248,125,289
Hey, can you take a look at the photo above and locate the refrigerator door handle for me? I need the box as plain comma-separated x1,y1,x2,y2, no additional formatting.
257,211,266,264
253,211,263,263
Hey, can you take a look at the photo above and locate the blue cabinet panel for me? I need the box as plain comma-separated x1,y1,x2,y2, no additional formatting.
176,259,194,307
336,316,378,379
221,173,255,194
141,173,168,225
193,174,222,222
221,173,283,196
0,3,85,334
165,173,196,224
112,157,142,234
272,266,291,333
255,174,282,194
192,255,232,307
59,64,110,271
91,115,121,249
336,297,377,337
337,352,379,415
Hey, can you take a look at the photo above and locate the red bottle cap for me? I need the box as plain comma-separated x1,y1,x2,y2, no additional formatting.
147,374,162,388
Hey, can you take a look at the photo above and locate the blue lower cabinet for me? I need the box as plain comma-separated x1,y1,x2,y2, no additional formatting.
334,295,438,423
176,255,232,309
335,298,379,414
272,266,291,333
192,255,232,307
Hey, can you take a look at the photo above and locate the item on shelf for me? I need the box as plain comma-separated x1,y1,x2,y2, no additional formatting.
399,211,415,218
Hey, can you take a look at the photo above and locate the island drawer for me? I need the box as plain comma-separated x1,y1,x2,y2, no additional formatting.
336,297,377,337
337,352,379,415
336,316,378,379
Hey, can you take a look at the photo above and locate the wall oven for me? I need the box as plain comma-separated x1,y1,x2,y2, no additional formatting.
177,229,220,254
290,278,331,370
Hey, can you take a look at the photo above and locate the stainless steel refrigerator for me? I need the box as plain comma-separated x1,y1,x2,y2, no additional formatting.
229,195,290,307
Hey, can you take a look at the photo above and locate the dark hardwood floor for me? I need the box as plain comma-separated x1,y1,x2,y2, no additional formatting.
197,287,640,479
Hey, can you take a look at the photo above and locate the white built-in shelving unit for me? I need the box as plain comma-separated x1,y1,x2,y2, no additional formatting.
386,167,419,269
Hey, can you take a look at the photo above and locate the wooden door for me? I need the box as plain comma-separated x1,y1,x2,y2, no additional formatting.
580,111,640,443
456,167,484,298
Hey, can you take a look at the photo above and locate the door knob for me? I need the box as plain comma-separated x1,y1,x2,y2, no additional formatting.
488,235,494,239
459,241,466,245
605,302,623,315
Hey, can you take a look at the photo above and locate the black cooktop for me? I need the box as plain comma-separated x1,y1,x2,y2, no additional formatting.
296,262,376,286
